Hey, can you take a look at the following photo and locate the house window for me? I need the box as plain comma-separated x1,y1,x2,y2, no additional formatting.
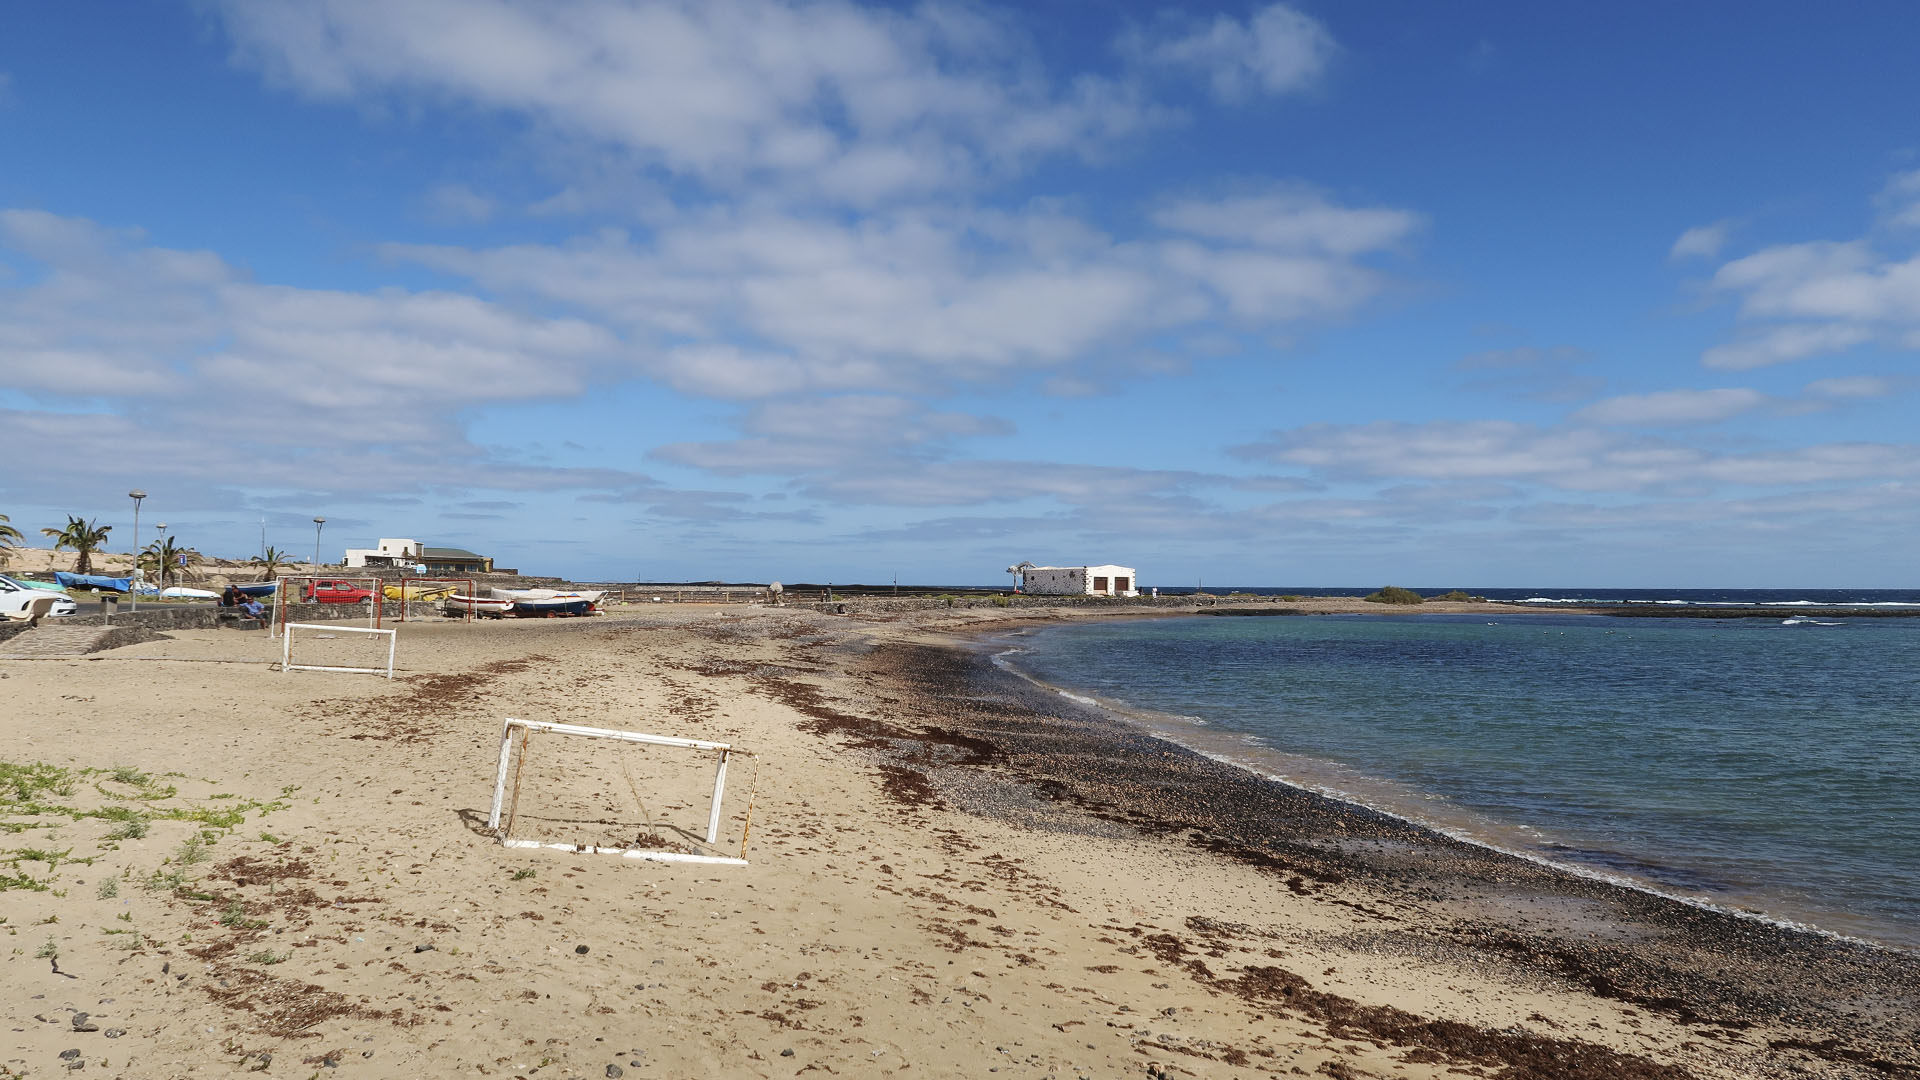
1092,576,1109,593
1115,577,1130,593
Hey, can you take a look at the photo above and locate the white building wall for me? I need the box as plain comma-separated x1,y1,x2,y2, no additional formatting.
344,538,423,568
1020,566,1090,595
1019,564,1138,597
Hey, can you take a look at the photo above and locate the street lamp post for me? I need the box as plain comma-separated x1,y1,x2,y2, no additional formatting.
312,517,326,568
128,490,146,612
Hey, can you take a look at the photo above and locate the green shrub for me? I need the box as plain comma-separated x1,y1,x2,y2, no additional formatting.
1277,594,1305,602
1430,590,1472,602
1362,586,1423,605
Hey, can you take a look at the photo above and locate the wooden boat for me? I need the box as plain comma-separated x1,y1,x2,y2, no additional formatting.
444,594,513,618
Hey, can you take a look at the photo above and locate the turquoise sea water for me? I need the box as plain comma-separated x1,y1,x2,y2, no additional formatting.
996,613,1920,950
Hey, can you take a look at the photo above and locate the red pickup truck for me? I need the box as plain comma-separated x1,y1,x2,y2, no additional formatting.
303,579,374,603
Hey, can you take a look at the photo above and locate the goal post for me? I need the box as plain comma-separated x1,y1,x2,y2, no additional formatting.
281,622,396,678
394,576,475,623
487,718,756,866
272,576,385,638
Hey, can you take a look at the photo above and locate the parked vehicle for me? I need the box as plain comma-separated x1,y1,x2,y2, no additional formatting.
303,579,374,603
0,575,79,619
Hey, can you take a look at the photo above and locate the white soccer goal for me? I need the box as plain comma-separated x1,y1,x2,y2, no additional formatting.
271,576,385,638
487,718,757,866
281,622,396,678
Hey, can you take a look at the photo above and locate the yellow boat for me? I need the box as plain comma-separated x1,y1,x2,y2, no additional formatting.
383,582,462,601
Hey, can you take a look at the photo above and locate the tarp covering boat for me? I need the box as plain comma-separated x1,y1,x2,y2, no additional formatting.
16,578,68,593
55,572,133,592
232,581,278,597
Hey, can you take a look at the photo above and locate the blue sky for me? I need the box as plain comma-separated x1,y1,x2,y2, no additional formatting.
3,2,1918,586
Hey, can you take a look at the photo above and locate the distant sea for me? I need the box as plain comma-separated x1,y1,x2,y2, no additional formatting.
1152,585,1920,607
992,608,1920,951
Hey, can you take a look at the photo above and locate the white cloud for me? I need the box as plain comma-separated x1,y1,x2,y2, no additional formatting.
1154,188,1420,255
0,209,635,496
802,459,1211,508
1454,345,1602,403
1669,220,1735,260
1712,240,1920,322
1234,419,1920,495
1803,375,1897,399
1880,169,1920,228
1571,387,1766,426
388,193,1413,397
1695,174,1920,370
425,182,498,223
653,395,1011,476
1701,322,1872,370
213,0,1168,203
1120,3,1336,103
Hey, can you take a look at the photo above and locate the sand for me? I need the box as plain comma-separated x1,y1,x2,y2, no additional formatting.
1,603,1914,1079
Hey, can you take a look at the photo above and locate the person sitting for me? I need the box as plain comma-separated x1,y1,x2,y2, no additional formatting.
221,584,243,607
240,597,266,619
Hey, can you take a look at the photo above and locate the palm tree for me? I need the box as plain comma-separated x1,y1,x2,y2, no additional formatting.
0,513,22,567
41,516,112,575
252,546,290,582
141,535,203,589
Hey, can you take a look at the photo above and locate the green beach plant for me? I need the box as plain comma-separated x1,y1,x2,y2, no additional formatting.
1430,590,1472,602
140,535,203,589
1363,586,1424,605
252,546,289,581
40,516,112,575
0,513,22,567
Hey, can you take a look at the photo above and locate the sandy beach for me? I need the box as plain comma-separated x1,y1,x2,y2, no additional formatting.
3,603,1915,1079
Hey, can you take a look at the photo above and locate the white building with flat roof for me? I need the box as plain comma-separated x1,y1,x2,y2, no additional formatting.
1015,564,1138,597
343,538,423,568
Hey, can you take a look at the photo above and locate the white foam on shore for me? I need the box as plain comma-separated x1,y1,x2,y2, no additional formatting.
987,636,1908,955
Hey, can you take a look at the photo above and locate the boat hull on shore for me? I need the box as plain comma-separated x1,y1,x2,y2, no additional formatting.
444,594,513,618
510,597,596,617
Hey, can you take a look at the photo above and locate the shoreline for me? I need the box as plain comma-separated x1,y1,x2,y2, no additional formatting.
872,611,1920,1061
977,620,1912,955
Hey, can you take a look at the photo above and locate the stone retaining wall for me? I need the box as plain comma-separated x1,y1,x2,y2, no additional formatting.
55,601,438,632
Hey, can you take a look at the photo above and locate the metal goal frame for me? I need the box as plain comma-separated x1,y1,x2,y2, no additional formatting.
487,718,756,866
281,622,396,678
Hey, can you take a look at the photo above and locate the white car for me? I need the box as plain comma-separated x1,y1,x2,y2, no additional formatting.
0,575,80,620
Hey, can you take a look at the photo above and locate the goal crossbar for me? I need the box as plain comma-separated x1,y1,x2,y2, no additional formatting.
395,576,476,623
487,718,753,866
282,622,396,678
272,576,385,637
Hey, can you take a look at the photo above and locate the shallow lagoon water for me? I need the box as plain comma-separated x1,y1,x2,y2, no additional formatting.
999,612,1920,950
